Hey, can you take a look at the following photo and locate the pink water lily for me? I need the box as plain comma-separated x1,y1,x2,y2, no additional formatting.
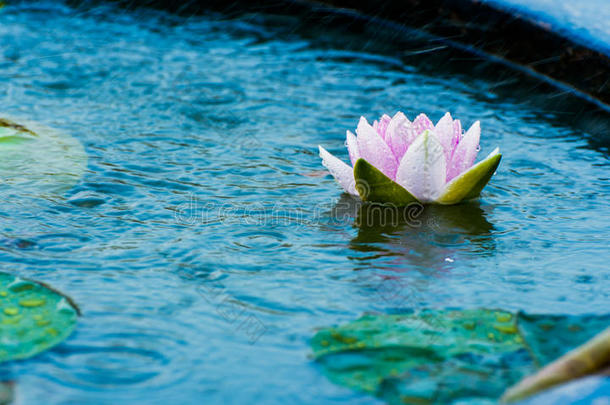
319,112,502,205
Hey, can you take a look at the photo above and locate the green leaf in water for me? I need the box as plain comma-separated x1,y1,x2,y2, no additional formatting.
310,309,609,404
0,272,79,363
517,313,610,366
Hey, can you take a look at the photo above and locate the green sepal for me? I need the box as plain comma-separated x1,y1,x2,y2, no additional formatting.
436,151,502,205
353,158,419,206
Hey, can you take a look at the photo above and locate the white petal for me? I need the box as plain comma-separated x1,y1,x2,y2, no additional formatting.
412,113,434,135
395,131,447,203
374,114,392,140
385,112,411,160
319,145,357,196
447,121,480,181
356,117,398,179
434,112,457,161
345,130,360,166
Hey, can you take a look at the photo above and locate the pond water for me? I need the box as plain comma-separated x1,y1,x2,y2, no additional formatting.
0,1,609,404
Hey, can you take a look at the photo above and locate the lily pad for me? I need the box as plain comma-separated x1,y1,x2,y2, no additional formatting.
436,148,502,205
517,313,610,366
0,117,87,195
310,309,609,404
353,158,419,206
0,272,79,363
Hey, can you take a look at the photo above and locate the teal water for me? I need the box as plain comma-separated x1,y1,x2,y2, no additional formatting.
0,1,609,404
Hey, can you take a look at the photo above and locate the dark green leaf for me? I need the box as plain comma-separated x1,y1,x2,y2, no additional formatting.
436,151,501,205
353,159,419,206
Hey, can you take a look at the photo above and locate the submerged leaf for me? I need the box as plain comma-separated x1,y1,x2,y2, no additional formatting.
311,309,609,404
0,272,79,363
353,158,419,206
312,309,533,403
517,313,610,366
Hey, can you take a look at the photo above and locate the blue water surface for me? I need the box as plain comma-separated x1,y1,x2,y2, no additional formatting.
0,1,609,404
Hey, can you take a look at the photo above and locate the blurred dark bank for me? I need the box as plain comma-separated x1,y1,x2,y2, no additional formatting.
92,0,610,108
67,0,610,151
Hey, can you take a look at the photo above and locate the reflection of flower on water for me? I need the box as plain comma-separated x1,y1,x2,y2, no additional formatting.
356,201,493,247
358,274,450,344
329,194,424,229
330,196,497,328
